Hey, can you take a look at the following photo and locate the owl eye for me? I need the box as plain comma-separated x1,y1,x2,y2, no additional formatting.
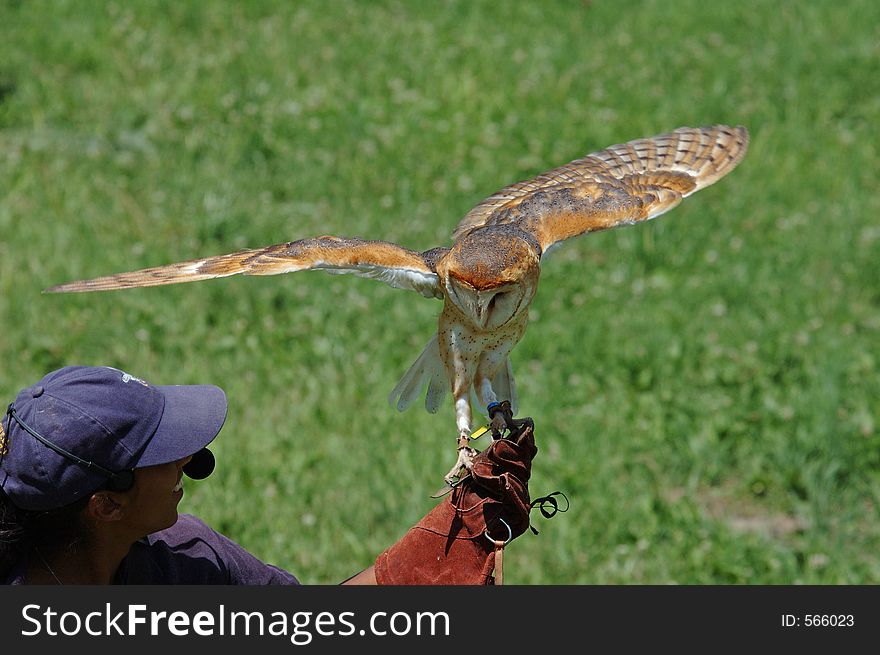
486,290,523,328
488,292,506,311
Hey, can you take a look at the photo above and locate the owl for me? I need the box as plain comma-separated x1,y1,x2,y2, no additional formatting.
48,125,749,483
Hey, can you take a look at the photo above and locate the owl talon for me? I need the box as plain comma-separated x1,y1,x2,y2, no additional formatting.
444,442,478,486
488,400,514,438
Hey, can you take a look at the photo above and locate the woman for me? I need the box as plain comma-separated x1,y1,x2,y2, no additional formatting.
1,365,536,585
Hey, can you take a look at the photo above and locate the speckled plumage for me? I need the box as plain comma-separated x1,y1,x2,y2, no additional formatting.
47,125,749,480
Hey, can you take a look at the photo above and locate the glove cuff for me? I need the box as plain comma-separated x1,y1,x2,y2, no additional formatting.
374,490,501,585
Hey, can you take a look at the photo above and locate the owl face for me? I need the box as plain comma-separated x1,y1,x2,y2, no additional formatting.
444,278,530,330
440,227,541,330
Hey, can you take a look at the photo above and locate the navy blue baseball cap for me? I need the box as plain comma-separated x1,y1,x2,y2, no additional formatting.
0,366,227,511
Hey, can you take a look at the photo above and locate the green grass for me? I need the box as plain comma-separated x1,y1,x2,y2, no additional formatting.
1,0,878,584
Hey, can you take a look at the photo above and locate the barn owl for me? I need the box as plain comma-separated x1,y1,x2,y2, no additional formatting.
47,125,749,483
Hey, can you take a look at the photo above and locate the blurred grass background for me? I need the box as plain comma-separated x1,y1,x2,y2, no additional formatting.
1,0,878,583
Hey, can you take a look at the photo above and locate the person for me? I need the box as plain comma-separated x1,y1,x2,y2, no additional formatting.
0,365,537,585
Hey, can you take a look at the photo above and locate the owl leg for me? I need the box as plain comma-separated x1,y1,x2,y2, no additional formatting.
476,376,498,407
476,371,510,437
443,394,478,486
444,371,502,484
455,395,473,440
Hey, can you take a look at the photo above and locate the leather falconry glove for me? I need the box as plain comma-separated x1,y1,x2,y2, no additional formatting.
375,414,537,585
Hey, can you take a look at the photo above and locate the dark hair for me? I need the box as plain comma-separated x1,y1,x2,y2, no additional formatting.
0,490,92,580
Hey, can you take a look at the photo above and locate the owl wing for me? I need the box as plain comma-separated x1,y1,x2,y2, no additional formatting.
46,236,442,299
451,125,749,252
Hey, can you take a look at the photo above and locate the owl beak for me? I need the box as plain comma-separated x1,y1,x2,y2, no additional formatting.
474,291,494,329
475,302,486,327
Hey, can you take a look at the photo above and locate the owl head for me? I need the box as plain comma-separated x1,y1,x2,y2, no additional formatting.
440,226,541,330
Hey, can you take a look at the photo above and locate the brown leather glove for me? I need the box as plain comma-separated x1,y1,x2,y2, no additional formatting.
374,423,537,585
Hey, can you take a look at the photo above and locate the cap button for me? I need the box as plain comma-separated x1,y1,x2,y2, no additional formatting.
31,385,44,398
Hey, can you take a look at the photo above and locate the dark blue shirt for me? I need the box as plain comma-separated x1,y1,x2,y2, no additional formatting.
4,514,301,585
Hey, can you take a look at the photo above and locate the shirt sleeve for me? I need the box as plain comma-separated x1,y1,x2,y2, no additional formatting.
118,514,301,585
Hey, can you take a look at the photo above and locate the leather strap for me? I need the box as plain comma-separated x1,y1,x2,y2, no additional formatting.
493,540,505,585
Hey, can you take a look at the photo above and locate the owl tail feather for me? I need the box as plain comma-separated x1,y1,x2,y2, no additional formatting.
389,336,448,414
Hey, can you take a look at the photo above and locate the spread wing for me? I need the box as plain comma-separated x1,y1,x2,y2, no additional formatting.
46,236,442,299
452,125,749,252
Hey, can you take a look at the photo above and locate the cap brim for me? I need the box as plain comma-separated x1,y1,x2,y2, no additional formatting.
136,384,228,467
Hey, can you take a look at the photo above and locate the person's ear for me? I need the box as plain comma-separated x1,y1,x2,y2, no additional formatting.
86,492,125,522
